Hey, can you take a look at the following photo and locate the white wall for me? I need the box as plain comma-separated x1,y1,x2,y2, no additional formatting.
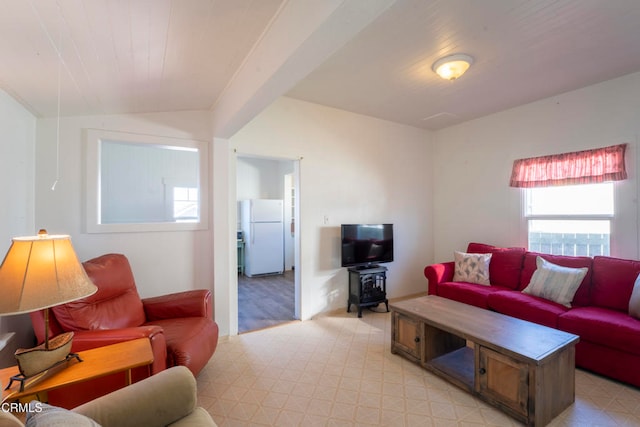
35,111,214,299
229,97,433,321
0,89,36,347
236,157,292,201
432,71,640,262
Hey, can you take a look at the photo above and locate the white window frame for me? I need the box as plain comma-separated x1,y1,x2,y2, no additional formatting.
522,183,615,256
172,186,199,221
85,129,209,233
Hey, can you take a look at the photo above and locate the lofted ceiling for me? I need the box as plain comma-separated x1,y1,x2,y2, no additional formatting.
287,0,640,130
1,0,640,132
0,0,284,117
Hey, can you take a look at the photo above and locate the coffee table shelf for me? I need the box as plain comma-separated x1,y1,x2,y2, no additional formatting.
390,296,579,426
429,346,475,389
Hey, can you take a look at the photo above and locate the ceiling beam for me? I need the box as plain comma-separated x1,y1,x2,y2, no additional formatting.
210,0,397,139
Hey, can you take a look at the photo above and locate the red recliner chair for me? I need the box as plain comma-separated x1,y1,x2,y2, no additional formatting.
30,253,219,408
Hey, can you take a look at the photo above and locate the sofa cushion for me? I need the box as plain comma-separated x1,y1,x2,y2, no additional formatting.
437,282,510,309
522,257,588,308
520,252,593,306
630,274,640,319
487,290,568,328
558,307,640,357
591,255,640,312
53,254,146,331
453,251,491,285
467,243,525,289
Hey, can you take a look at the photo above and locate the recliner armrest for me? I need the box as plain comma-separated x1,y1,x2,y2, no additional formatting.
73,366,216,427
142,289,212,321
424,261,455,295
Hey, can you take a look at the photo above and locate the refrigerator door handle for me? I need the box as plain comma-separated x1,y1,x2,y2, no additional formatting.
251,223,255,245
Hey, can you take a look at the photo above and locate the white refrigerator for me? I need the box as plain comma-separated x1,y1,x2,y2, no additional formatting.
240,199,284,277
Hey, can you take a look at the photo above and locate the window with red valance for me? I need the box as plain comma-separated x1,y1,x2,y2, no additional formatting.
510,144,627,188
512,143,628,257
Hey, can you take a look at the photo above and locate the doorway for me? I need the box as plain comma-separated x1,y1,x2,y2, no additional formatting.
236,155,300,333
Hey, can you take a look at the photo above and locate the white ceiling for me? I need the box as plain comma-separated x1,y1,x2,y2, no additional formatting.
2,0,640,131
287,0,640,130
0,0,283,117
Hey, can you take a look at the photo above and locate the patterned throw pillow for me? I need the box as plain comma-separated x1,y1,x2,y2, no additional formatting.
453,251,492,285
522,256,588,308
629,273,640,319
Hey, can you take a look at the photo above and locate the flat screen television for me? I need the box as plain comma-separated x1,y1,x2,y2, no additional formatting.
341,224,394,268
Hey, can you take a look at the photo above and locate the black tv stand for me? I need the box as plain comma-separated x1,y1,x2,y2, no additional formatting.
347,266,389,318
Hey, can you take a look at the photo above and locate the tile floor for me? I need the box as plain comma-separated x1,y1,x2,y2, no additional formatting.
196,310,640,426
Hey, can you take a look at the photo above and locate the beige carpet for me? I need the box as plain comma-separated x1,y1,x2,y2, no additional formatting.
196,310,640,426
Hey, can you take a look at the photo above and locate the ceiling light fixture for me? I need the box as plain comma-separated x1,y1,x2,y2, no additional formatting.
432,54,474,81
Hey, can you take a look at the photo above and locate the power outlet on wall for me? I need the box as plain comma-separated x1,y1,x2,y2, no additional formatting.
323,215,329,225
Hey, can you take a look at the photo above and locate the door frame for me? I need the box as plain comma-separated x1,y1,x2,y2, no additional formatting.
232,153,301,333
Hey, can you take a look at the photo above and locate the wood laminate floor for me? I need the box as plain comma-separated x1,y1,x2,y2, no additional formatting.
238,270,295,333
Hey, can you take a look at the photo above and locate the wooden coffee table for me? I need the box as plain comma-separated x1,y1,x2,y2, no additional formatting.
1,338,153,404
390,296,579,426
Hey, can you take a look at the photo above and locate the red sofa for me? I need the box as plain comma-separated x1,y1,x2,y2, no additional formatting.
30,253,219,407
424,242,640,388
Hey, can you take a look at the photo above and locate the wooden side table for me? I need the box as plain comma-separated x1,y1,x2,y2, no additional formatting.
1,338,154,404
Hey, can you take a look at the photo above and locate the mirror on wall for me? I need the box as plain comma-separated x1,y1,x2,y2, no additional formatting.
85,129,209,233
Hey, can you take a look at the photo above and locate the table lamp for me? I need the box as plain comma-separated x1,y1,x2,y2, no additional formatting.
0,230,97,391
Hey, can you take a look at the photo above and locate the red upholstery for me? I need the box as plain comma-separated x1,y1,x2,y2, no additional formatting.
53,254,147,330
572,341,640,388
436,282,508,309
424,261,455,296
466,243,525,289
147,317,218,371
425,243,525,308
30,253,219,408
558,306,640,356
487,290,568,328
591,256,640,311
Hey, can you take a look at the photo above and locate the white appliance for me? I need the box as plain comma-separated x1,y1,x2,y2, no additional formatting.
240,199,284,277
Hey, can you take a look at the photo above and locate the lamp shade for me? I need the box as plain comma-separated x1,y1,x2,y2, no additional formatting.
0,231,97,315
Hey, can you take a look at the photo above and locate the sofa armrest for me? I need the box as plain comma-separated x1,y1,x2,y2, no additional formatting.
72,366,213,427
142,289,212,321
70,326,167,374
424,261,455,295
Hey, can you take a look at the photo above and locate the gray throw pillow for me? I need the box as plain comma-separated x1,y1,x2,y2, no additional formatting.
522,256,587,308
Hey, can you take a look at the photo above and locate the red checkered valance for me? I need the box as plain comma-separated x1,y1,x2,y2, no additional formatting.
509,144,627,188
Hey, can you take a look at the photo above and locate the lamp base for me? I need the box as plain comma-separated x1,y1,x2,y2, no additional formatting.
6,332,82,392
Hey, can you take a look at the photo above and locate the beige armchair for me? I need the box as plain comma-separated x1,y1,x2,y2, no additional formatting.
0,366,216,427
